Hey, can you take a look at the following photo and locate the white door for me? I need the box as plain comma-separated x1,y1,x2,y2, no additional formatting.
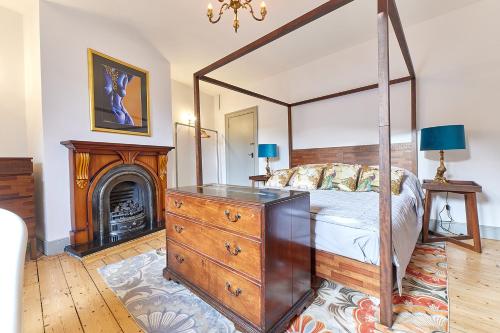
225,108,258,186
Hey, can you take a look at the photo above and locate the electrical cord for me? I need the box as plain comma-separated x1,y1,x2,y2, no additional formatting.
438,192,462,235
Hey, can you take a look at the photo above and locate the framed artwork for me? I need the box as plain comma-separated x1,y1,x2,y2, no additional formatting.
88,49,151,136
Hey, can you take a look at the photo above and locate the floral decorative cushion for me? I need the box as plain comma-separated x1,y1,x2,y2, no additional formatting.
356,166,405,195
289,165,325,190
288,164,327,185
265,168,296,188
320,163,362,192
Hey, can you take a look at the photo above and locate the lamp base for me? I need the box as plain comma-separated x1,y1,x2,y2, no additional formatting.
265,157,272,177
433,150,448,184
433,175,448,184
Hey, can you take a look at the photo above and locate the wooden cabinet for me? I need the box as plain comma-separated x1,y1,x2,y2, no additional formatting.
0,158,37,259
164,185,313,333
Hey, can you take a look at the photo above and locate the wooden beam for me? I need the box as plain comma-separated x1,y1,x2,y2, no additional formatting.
195,0,354,77
388,0,415,77
378,0,393,328
288,106,293,168
200,76,289,107
290,76,412,107
411,78,417,174
194,76,203,186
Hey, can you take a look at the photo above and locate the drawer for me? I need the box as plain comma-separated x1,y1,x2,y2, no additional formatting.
208,253,262,326
166,194,261,239
166,214,262,281
0,158,33,175
167,241,262,326
0,175,34,200
167,240,209,292
0,196,35,219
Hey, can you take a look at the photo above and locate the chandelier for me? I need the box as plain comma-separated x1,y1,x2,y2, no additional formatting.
207,0,267,33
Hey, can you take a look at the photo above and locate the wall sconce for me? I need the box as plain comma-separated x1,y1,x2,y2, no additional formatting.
181,112,197,126
181,112,211,139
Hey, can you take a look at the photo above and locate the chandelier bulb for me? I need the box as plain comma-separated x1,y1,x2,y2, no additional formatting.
207,3,213,18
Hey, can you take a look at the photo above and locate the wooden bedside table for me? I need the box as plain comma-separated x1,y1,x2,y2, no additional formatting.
422,180,482,253
249,175,270,188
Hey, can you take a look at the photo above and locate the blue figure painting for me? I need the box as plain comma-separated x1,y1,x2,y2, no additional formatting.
103,65,135,126
89,49,150,136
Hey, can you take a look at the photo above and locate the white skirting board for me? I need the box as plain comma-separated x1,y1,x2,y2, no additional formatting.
37,237,70,256
429,219,500,241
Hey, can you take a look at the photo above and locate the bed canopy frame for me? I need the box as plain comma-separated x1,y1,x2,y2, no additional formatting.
192,0,416,327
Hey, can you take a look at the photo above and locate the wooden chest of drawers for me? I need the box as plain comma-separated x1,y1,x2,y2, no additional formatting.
164,185,313,333
0,158,36,259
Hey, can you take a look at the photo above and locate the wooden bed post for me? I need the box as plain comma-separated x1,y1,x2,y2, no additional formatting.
288,105,293,168
411,78,418,174
389,0,417,174
194,75,203,186
378,0,393,327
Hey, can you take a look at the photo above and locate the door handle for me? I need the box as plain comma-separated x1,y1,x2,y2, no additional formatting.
248,152,254,158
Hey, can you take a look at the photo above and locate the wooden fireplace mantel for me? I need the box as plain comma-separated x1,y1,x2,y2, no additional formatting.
61,140,174,246
61,140,174,154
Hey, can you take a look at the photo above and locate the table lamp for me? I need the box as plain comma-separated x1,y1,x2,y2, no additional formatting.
420,125,466,183
258,144,278,177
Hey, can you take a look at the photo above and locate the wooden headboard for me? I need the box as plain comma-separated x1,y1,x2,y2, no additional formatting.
291,142,417,174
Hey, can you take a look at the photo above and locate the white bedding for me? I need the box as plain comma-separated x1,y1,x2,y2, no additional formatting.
271,171,425,292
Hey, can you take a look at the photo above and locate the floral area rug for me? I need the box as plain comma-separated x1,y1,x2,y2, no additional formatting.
287,243,448,333
98,243,448,333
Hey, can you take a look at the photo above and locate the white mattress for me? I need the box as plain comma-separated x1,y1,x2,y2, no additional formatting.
272,171,424,292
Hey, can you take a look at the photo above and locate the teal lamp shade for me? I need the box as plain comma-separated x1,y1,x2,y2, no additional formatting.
420,125,466,151
258,144,278,158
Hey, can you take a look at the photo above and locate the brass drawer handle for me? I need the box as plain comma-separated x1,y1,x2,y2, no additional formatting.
225,282,242,297
174,200,183,208
224,242,241,256
174,254,184,264
224,210,241,222
174,224,184,233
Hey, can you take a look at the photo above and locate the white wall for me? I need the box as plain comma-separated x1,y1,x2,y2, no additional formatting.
0,0,45,244
212,0,500,232
412,0,500,231
0,6,29,156
215,90,290,185
39,2,173,245
170,80,217,187
283,32,411,148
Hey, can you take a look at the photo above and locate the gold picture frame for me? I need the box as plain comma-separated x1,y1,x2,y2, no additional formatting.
88,48,151,136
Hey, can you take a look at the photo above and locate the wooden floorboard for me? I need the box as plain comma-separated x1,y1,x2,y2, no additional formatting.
22,260,43,333
59,254,123,333
23,232,500,332
119,248,141,260
84,259,144,333
37,256,84,333
447,239,500,332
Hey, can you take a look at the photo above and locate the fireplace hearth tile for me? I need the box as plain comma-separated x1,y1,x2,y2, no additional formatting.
64,225,165,258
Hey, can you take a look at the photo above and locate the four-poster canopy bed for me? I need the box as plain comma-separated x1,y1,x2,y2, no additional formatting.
191,0,417,327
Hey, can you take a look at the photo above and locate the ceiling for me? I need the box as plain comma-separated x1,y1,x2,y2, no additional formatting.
44,0,479,91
